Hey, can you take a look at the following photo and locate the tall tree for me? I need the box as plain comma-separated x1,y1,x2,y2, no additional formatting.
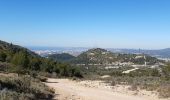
0,52,7,62
11,50,30,68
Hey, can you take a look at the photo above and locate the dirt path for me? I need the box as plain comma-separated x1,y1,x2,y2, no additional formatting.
122,68,139,74
45,78,166,100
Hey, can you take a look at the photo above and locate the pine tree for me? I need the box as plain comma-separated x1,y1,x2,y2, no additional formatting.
0,52,7,62
11,50,30,68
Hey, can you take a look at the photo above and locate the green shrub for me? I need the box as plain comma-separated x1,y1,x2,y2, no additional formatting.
37,76,48,82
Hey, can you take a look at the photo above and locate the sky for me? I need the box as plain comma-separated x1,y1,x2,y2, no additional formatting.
0,0,170,49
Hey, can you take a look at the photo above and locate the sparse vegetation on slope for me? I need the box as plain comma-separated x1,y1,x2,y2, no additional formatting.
81,63,170,98
72,48,117,64
0,74,54,100
71,48,161,65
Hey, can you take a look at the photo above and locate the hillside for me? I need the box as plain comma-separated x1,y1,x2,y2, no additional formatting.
71,48,160,65
0,40,38,57
72,48,117,64
47,53,75,62
0,40,83,99
0,40,82,77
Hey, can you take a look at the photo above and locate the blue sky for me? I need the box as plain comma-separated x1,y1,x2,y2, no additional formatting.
0,0,170,49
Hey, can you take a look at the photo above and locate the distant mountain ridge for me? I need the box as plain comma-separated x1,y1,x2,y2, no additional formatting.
109,48,170,58
62,48,161,65
31,47,170,58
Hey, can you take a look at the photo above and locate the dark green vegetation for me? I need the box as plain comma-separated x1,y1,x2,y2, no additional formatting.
0,40,82,77
0,74,54,100
47,53,75,62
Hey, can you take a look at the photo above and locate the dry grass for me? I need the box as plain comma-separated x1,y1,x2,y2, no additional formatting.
0,74,54,100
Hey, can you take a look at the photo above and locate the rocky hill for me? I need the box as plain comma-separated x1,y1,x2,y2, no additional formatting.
72,48,117,64
71,48,161,65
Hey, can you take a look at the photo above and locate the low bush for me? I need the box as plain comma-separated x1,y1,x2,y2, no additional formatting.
37,76,48,82
0,75,54,100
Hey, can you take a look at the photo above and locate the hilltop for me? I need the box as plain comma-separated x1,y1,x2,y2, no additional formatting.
72,48,117,64
70,48,160,65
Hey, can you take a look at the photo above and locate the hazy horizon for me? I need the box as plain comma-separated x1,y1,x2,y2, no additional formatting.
26,46,170,51
0,0,170,49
